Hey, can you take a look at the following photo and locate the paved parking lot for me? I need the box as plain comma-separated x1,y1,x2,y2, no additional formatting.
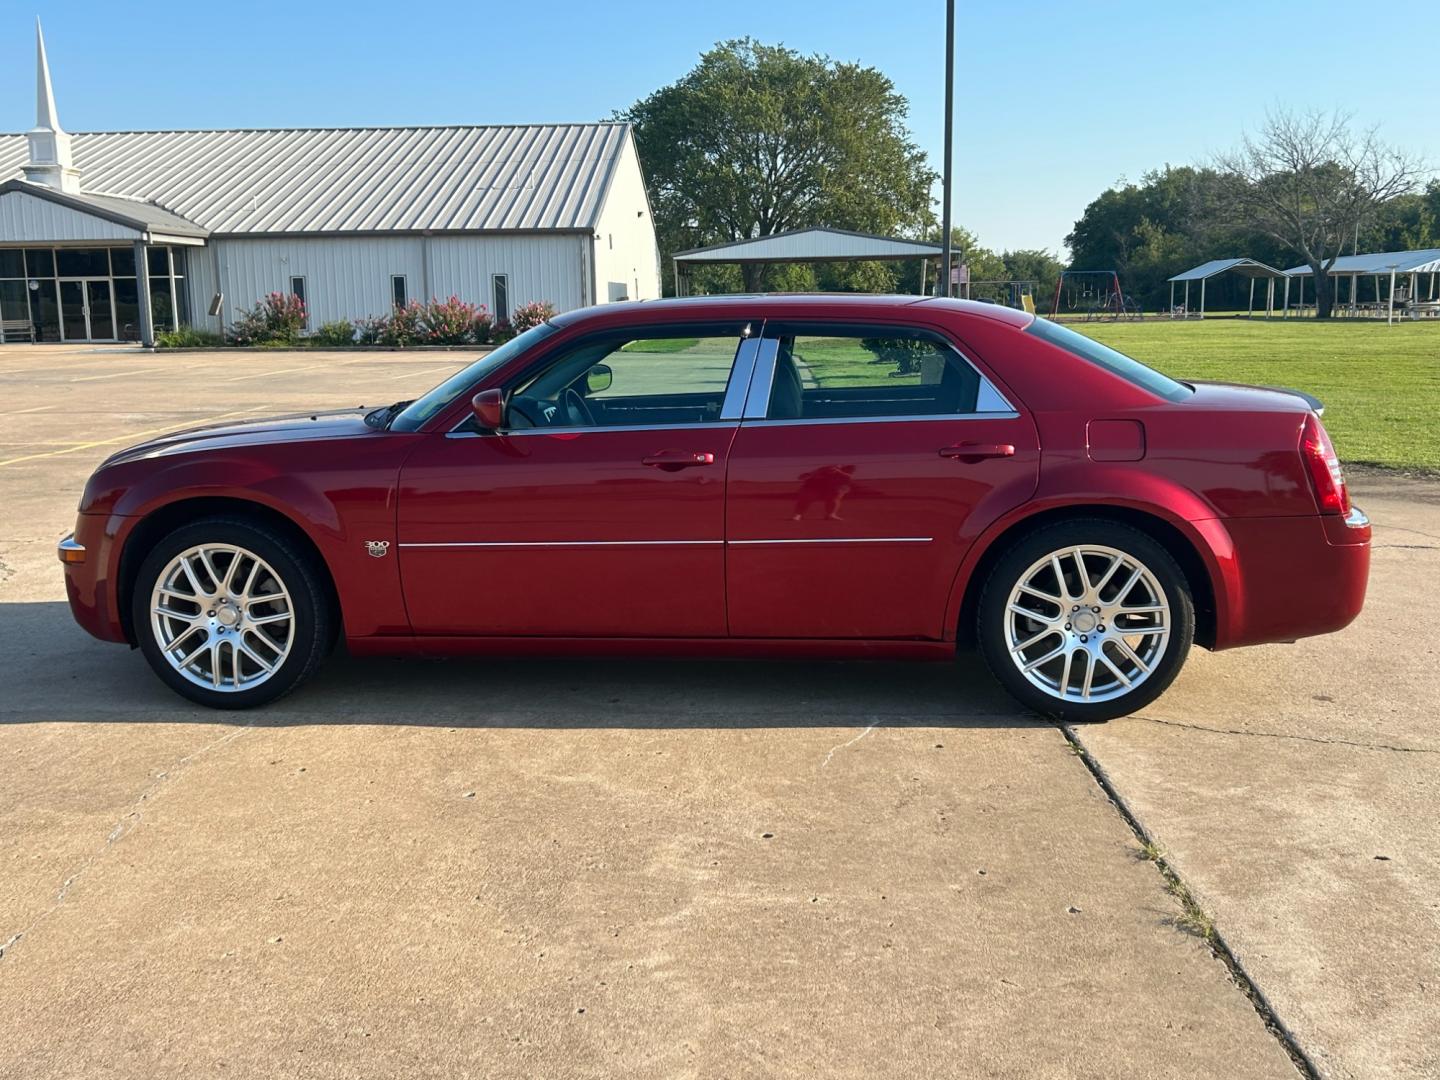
1,344,1436,1079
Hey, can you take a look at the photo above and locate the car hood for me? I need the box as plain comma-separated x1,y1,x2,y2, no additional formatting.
100,408,376,467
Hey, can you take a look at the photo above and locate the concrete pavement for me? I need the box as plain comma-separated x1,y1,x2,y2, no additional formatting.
1,343,1435,1079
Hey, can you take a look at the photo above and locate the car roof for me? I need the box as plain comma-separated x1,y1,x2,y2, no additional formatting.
551,294,1036,331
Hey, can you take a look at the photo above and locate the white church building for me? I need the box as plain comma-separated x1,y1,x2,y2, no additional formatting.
0,24,660,345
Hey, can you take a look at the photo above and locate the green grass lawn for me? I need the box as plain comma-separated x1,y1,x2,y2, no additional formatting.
1074,319,1440,472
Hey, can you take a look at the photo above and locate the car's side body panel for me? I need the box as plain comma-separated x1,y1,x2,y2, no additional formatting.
725,414,1040,638
396,424,738,636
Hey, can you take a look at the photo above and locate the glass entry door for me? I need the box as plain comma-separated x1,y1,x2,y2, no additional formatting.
58,279,116,341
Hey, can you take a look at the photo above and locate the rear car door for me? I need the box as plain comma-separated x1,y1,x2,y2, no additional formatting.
397,321,759,637
724,321,1039,639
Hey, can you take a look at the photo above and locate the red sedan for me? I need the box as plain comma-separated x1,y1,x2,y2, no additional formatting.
60,296,1370,720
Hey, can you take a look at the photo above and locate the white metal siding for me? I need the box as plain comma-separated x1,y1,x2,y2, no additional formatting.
591,134,660,303
0,188,139,242
209,233,586,328
425,234,586,315
214,236,426,329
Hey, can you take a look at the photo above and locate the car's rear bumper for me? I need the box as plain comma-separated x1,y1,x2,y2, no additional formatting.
61,512,129,644
1211,506,1370,650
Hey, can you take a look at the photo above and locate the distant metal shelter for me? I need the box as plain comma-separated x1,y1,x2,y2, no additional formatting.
670,227,944,296
1283,248,1440,322
1166,258,1286,318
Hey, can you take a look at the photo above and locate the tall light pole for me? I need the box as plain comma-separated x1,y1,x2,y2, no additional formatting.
939,0,955,297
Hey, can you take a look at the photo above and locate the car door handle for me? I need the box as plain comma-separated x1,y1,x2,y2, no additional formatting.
642,450,715,470
939,442,1015,462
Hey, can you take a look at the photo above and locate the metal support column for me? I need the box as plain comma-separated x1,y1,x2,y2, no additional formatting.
939,0,955,298
134,239,154,347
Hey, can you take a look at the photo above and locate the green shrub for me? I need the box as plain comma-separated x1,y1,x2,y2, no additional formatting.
154,326,225,348
311,319,357,346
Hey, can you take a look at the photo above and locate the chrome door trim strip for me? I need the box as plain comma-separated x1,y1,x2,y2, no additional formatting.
727,537,934,545
403,537,934,549
738,411,1019,428
401,540,725,548
447,421,739,439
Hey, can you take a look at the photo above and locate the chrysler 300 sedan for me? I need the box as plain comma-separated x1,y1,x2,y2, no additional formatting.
60,296,1370,720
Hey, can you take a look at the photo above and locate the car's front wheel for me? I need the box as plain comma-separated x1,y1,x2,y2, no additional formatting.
131,517,333,709
977,519,1194,722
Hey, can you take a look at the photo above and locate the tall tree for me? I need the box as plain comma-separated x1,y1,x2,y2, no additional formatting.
1213,110,1424,318
620,39,936,293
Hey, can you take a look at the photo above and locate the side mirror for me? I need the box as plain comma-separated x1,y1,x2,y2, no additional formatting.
585,363,613,394
471,388,506,430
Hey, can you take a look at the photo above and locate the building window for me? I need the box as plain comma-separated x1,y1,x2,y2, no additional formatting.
289,276,308,328
492,273,509,324
391,274,407,309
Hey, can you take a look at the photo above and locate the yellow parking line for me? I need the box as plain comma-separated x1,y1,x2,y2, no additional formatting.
0,408,258,469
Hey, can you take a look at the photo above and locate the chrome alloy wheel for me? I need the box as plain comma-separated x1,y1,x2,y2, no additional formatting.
1004,544,1171,704
149,544,295,692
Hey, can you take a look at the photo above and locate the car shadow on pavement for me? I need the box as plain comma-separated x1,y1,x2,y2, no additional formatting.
3,601,1038,729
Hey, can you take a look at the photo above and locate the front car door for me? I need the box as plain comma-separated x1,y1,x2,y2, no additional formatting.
724,320,1040,639
396,321,759,637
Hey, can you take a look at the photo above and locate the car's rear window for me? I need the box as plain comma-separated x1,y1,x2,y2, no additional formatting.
1025,318,1191,402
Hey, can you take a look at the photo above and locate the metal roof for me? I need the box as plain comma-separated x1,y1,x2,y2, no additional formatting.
1168,257,1286,282
0,124,631,235
0,179,208,238
674,227,942,263
1284,248,1440,276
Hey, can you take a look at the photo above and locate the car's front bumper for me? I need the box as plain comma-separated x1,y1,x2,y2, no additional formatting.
60,513,130,644
1212,505,1371,650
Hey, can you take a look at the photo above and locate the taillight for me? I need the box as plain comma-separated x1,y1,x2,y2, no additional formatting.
1300,412,1349,515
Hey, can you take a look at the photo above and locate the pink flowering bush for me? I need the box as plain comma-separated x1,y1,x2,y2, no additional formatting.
509,301,555,334
229,292,308,345
355,296,499,346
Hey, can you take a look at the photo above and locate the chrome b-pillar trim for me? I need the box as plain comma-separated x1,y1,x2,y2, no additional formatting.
719,336,762,421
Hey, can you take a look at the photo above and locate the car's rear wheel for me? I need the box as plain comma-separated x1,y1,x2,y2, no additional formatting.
977,519,1194,722
132,517,332,709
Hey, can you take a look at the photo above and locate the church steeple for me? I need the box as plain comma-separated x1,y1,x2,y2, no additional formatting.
23,19,82,194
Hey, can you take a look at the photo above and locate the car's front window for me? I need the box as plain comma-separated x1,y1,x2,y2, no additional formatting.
388,322,561,432
1024,318,1191,402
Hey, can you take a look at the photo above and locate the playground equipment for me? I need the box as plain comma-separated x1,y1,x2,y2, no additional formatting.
1050,270,1142,321
965,279,1037,310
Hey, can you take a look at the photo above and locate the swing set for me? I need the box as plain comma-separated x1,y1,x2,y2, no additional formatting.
1049,270,1142,320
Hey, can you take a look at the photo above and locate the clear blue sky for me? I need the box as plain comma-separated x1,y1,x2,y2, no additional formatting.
4,1,1433,258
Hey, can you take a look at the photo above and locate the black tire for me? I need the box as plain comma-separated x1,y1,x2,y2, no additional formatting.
977,518,1194,722
131,516,333,709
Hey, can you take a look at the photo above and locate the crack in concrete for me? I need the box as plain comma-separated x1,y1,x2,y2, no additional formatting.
0,721,256,964
1372,543,1439,551
1135,715,1438,755
1058,722,1323,1080
1375,524,1440,543
819,722,877,770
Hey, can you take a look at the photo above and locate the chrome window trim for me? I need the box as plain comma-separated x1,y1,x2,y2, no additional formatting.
446,420,739,439
751,324,1018,422
739,410,1019,429
719,334,762,420
742,338,780,419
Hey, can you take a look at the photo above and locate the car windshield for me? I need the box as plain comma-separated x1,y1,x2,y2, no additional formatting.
389,322,562,431
1025,317,1191,403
